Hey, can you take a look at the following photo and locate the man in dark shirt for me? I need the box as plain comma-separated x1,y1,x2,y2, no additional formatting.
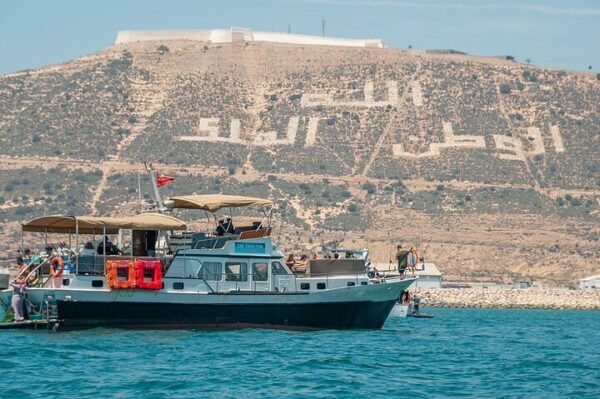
395,245,409,277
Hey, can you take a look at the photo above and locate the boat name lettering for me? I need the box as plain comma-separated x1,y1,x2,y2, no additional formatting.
235,242,266,254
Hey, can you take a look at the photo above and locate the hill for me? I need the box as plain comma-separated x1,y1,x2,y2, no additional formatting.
0,39,598,285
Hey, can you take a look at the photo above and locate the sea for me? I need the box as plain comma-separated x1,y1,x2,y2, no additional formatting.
1,308,599,398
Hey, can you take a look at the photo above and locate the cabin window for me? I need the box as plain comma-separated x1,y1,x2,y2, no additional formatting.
300,283,310,290
170,258,203,278
62,279,71,286
173,282,184,290
225,262,248,282
92,280,103,288
199,262,223,281
271,261,290,276
317,282,326,290
347,282,355,286
361,281,368,286
252,263,269,282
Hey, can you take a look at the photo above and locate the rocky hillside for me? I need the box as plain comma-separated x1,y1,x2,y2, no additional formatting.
0,40,598,284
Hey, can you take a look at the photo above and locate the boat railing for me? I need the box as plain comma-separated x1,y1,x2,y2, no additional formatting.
14,258,52,287
185,228,272,251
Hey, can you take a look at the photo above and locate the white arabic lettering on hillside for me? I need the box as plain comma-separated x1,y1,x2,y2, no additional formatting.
173,80,566,163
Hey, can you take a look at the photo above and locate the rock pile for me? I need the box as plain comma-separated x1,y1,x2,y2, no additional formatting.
414,288,600,310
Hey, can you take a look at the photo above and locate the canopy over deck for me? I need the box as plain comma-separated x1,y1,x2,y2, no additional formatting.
166,194,273,212
22,213,187,234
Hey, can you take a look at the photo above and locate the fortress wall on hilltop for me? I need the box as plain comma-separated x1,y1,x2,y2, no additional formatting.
115,28,385,48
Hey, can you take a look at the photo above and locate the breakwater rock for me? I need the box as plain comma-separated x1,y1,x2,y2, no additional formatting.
414,288,600,310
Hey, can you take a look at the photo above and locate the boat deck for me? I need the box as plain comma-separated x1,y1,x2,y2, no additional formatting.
0,319,60,331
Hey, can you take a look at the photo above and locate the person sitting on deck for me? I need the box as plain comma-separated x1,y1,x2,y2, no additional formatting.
57,240,73,259
225,217,235,234
292,254,308,273
285,254,295,269
401,291,411,304
97,236,118,255
216,219,226,236
16,248,31,267
79,242,96,256
40,245,54,258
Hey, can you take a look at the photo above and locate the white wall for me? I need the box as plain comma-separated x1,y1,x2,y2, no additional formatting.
115,28,385,48
580,278,600,290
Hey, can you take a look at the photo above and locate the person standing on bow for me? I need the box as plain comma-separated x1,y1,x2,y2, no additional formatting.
407,247,418,276
395,245,409,278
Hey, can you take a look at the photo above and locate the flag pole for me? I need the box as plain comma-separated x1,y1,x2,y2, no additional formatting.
147,163,165,213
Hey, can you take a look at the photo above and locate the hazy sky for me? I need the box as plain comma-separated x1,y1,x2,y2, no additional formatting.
0,0,599,75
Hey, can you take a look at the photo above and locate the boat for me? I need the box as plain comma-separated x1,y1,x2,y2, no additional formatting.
0,194,415,330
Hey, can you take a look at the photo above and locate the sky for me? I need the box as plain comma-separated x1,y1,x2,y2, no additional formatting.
0,0,599,75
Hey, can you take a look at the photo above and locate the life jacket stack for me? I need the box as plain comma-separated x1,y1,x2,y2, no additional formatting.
106,259,163,290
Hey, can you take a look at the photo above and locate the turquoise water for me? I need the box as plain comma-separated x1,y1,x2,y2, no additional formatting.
1,308,599,398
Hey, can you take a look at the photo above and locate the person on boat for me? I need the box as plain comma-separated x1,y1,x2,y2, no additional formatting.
97,236,118,255
16,248,31,267
40,244,54,258
401,291,411,304
365,262,375,278
216,219,226,236
285,254,295,269
225,217,235,234
79,241,96,256
333,252,339,259
293,254,308,273
395,245,409,277
372,266,383,283
311,253,318,260
57,240,73,258
10,276,27,322
407,247,418,276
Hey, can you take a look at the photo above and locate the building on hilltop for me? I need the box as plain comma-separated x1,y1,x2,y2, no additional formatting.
115,27,385,48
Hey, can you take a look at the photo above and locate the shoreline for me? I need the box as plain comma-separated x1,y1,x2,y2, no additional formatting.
413,287,600,311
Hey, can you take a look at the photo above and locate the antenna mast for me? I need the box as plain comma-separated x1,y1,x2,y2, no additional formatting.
146,163,166,213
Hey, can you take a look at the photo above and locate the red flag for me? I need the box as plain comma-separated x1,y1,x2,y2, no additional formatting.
156,174,175,188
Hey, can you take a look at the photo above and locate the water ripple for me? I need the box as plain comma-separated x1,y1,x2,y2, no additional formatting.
1,308,600,398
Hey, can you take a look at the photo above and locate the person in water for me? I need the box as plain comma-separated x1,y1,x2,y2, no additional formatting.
10,277,27,322
395,245,409,277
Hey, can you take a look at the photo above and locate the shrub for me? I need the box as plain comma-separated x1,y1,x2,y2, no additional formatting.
362,182,376,194
499,84,512,94
347,203,358,212
158,45,169,54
